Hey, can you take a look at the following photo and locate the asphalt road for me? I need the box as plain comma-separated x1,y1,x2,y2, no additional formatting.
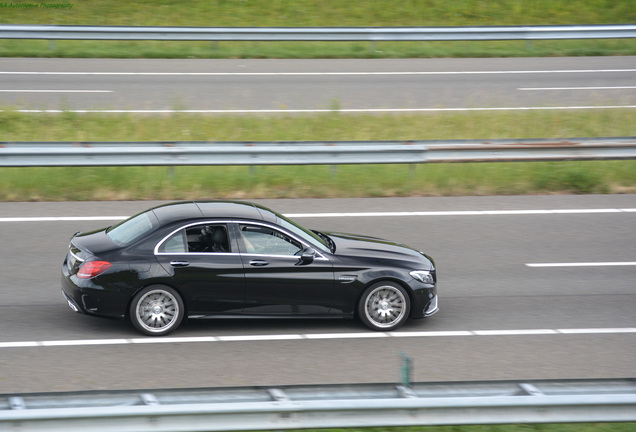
0,195,634,394
1,57,635,112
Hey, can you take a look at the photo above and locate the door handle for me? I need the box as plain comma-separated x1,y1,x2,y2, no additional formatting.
249,259,269,266
170,261,190,267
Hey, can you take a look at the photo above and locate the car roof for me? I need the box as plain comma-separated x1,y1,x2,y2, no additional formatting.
150,201,277,225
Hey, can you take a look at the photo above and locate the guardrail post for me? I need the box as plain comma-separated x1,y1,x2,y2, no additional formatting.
400,351,412,387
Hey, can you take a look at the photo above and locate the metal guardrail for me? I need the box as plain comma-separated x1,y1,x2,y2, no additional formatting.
1,137,635,167
1,24,635,41
1,379,635,431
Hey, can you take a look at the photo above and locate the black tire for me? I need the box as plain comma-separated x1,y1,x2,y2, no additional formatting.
358,281,410,331
129,285,184,336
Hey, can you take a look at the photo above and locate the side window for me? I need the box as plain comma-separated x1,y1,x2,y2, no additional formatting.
240,224,302,256
159,230,187,253
159,224,231,253
186,224,231,253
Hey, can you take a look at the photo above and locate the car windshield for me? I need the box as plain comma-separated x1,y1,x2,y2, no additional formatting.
107,211,156,245
276,214,331,253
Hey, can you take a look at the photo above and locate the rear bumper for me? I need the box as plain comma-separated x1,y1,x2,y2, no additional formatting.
61,260,127,319
62,288,82,314
61,262,88,314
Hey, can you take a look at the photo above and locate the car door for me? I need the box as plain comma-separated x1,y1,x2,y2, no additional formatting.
235,222,335,315
154,222,245,315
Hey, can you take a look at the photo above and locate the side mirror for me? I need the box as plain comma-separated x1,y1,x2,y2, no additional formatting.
297,247,316,265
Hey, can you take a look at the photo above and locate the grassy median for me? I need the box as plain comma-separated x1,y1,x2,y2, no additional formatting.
1,108,635,201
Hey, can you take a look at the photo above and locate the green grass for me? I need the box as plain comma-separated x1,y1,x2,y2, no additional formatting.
2,109,635,142
3,0,634,27
292,425,635,432
1,39,634,59
1,109,635,201
1,0,635,58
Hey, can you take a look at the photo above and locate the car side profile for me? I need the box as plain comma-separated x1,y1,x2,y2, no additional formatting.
61,201,438,336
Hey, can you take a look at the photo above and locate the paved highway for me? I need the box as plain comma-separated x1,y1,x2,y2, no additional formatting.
1,57,635,113
0,195,634,393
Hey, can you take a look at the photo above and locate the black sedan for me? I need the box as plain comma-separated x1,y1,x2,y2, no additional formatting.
62,201,438,336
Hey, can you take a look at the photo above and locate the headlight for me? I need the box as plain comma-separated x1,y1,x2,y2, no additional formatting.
410,270,434,284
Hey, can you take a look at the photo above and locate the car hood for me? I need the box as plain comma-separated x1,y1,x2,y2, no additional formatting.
325,231,434,269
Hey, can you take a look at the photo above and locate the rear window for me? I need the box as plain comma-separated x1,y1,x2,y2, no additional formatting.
107,211,156,245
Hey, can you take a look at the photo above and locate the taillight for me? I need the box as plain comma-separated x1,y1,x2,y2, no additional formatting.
77,261,112,279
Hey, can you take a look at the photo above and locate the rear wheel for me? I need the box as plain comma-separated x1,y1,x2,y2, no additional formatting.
130,286,184,336
358,282,410,331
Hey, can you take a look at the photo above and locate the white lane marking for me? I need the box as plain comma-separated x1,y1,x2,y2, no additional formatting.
519,86,636,91
287,209,636,218
558,328,636,334
472,329,558,336
42,339,129,346
1,69,635,76
527,262,636,268
6,105,636,114
131,336,218,344
217,334,304,342
0,216,128,222
0,90,112,93
1,328,634,349
389,331,473,337
2,208,635,223
304,332,390,339
0,341,39,348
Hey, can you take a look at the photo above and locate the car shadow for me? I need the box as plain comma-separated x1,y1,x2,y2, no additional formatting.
179,317,365,335
60,309,430,338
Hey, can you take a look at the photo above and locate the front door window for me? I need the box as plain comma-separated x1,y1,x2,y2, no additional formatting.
239,224,302,256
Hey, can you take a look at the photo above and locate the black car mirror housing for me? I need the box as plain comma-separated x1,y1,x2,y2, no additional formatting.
297,247,316,265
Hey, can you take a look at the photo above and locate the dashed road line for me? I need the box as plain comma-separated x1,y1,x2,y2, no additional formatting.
519,86,636,91
0,89,112,93
527,262,636,267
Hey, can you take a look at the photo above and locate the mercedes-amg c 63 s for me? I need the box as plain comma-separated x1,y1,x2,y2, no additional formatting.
62,201,438,336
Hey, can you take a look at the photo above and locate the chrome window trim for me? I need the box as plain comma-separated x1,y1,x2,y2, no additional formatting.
275,215,331,254
154,220,237,256
240,252,328,261
160,252,238,257
154,220,329,261
236,220,328,261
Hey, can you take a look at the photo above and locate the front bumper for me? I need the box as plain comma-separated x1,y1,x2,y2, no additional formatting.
423,294,439,317
408,276,438,319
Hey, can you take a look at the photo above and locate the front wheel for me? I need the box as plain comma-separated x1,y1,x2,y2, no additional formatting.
129,285,184,336
358,282,410,331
